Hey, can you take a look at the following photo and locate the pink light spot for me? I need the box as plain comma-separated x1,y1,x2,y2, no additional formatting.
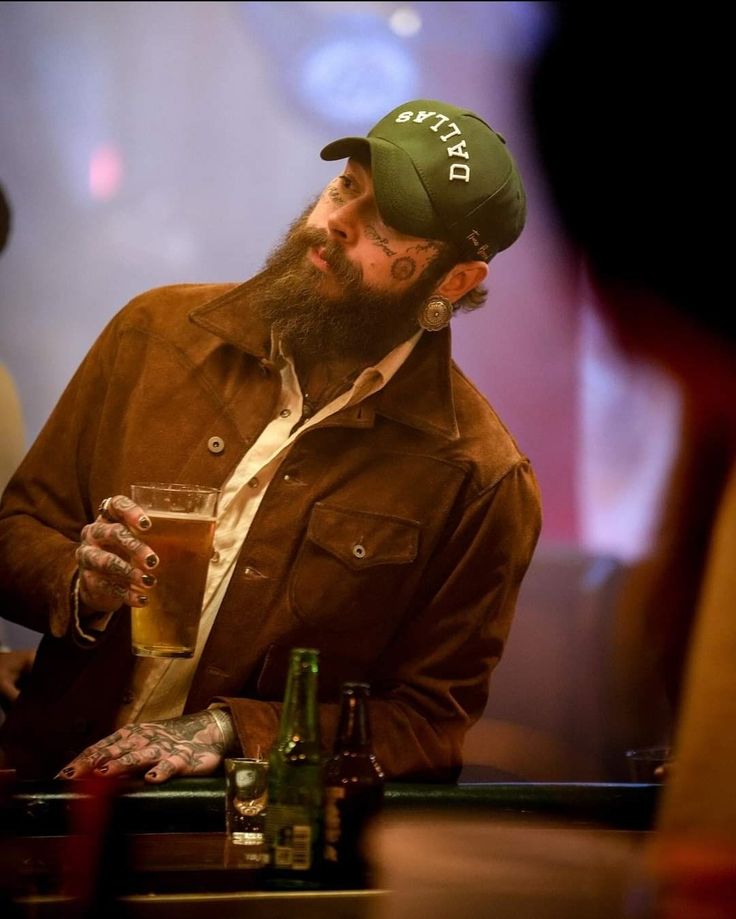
89,145,123,200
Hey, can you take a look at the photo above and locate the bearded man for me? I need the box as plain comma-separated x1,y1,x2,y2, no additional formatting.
0,99,540,782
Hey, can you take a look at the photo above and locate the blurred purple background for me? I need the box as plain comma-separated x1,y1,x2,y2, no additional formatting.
0,1,680,568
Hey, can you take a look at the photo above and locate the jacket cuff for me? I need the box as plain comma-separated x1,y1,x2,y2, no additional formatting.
215,696,280,762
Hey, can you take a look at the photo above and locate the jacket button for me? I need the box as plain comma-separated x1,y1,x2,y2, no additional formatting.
352,543,366,559
248,477,259,489
207,436,225,454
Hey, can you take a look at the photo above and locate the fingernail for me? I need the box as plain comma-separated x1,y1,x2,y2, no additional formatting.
146,554,158,568
147,771,157,780
56,767,75,779
137,595,149,606
95,765,109,774
139,515,151,529
141,574,156,587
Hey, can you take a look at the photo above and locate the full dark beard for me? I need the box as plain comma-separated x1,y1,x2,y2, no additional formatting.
248,205,445,364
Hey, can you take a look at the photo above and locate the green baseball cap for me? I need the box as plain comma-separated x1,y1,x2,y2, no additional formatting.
320,99,526,262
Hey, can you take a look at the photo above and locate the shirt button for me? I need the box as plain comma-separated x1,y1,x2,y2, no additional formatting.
352,543,366,559
280,408,291,418
248,477,259,489
207,435,225,454
211,550,221,563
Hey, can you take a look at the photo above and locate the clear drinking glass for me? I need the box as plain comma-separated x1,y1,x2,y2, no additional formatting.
129,482,219,658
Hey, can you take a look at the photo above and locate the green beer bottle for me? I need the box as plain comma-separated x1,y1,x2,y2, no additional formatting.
264,647,323,888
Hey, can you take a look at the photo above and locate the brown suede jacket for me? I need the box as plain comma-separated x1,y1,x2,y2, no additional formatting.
0,281,541,779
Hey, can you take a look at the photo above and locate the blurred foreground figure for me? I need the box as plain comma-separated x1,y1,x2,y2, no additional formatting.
532,3,735,915
0,182,37,716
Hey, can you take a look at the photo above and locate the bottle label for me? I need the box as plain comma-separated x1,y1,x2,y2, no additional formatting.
266,804,313,870
324,786,346,862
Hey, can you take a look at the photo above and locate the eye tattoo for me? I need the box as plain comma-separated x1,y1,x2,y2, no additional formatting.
391,257,416,281
327,184,345,206
364,225,396,257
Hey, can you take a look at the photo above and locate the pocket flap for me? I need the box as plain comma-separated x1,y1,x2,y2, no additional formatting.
307,503,420,571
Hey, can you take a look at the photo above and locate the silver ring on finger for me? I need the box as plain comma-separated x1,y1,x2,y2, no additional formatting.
97,496,115,521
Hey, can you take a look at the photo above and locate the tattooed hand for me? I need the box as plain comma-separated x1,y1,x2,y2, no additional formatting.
75,494,158,614
56,711,228,784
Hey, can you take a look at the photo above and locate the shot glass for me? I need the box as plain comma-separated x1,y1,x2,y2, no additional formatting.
225,757,269,855
130,482,219,658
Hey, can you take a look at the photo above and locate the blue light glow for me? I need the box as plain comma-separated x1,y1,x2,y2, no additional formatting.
299,35,418,126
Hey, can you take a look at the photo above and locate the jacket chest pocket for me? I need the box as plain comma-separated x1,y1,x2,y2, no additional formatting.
289,502,421,632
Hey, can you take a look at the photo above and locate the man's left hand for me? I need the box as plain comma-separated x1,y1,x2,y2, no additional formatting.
56,710,227,783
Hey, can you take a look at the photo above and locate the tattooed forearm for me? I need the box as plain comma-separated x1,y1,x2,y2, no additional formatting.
391,256,417,281
364,225,396,257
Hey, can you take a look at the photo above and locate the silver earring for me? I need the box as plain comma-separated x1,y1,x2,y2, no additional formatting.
418,296,453,331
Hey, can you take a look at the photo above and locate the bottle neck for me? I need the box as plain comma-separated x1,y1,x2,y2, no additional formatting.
335,685,372,753
277,649,320,749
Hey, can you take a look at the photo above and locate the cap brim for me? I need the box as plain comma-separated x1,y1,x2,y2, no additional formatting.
320,137,445,242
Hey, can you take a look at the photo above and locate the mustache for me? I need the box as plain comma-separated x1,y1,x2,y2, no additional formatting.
297,226,363,286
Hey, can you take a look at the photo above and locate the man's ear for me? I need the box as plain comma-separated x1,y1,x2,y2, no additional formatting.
434,260,489,304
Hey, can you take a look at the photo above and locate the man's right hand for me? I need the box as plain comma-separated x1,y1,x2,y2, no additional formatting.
75,495,158,613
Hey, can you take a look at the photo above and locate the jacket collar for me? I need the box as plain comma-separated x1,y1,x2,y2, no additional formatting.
189,280,272,359
189,279,460,441
374,327,459,440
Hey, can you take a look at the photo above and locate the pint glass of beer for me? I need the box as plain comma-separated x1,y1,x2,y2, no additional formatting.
130,482,219,658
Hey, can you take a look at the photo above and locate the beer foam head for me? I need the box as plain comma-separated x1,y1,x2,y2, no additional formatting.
320,99,526,263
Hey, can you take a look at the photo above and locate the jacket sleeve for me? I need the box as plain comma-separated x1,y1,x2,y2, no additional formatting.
0,320,119,639
221,458,541,780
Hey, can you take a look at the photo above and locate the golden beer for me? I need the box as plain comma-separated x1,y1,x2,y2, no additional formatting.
130,483,219,658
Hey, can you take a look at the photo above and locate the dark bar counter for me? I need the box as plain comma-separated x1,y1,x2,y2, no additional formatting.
2,777,660,835
1,777,660,918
